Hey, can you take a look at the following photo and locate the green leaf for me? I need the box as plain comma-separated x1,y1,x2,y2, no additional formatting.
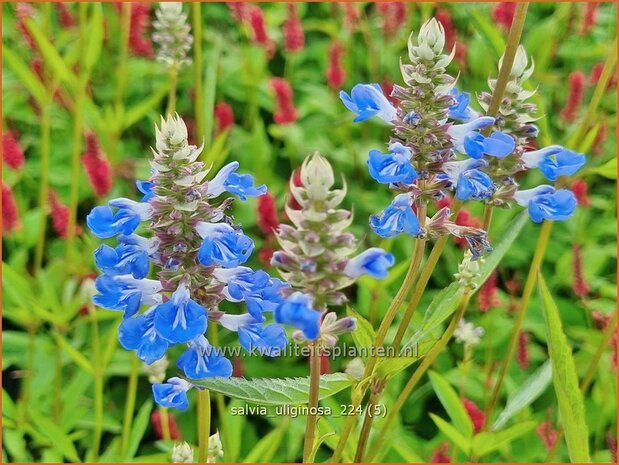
429,413,470,455
493,360,553,430
472,421,537,457
202,130,231,174
242,417,288,463
123,85,169,130
3,46,47,105
191,374,354,406
124,400,153,461
83,3,104,73
52,332,94,375
28,407,81,462
589,157,617,180
538,273,591,462
429,371,473,438
467,9,505,56
346,306,375,358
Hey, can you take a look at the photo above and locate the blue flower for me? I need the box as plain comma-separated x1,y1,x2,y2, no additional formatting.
340,83,397,123
176,336,233,379
514,185,578,223
455,169,495,201
370,194,423,238
207,161,266,200
463,131,515,159
93,275,163,318
94,235,158,279
275,292,321,341
521,146,585,181
87,198,153,238
153,283,208,343
448,89,479,122
152,377,192,410
367,142,417,184
196,222,254,268
238,324,287,356
118,310,169,364
344,247,395,279
447,116,495,152
136,180,155,201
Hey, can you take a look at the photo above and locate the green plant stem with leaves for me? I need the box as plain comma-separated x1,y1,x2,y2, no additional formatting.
303,341,322,463
34,101,52,272
119,356,139,458
483,220,553,425
197,388,211,463
192,2,204,143
90,306,104,462
365,293,473,462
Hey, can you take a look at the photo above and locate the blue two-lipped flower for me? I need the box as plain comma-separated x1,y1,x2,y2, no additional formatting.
93,274,163,318
153,283,208,343
441,158,495,201
94,235,159,279
447,116,495,152
344,247,395,279
367,142,417,184
177,335,233,379
514,185,578,223
463,131,516,159
196,221,254,268
340,83,397,123
136,180,155,201
521,145,586,181
118,308,169,364
152,377,192,411
238,324,287,356
370,194,423,238
87,198,153,239
448,89,479,122
207,161,266,200
275,292,321,341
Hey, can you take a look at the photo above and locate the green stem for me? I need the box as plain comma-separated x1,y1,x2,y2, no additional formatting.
66,92,83,265
198,389,211,463
303,342,322,463
17,324,37,424
207,324,230,453
34,102,51,272
160,407,171,441
120,355,139,458
366,293,472,462
167,67,179,116
53,335,62,423
483,220,553,426
354,390,380,462
192,2,204,143
91,307,103,462
114,2,131,112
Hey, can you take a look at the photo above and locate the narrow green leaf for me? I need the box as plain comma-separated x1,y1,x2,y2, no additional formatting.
83,3,104,73
28,407,81,462
346,306,375,358
538,273,591,462
3,46,47,105
589,157,617,180
202,130,231,173
52,333,94,375
191,374,354,406
243,418,288,463
123,85,169,130
472,421,537,457
429,413,471,455
467,9,505,56
493,360,553,430
429,371,473,438
124,400,153,461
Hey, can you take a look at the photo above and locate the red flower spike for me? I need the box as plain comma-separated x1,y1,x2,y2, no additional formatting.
560,71,586,123
536,421,559,451
376,2,407,37
492,2,516,31
151,409,181,440
247,6,275,59
430,443,451,463
214,102,235,134
271,77,297,125
282,3,304,54
49,190,82,239
462,398,485,433
82,132,112,197
571,179,590,207
580,3,598,36
2,130,26,170
478,271,500,313
16,3,36,50
326,41,346,90
2,182,21,233
517,330,530,369
55,3,76,28
128,3,154,58
257,193,279,235
572,244,589,298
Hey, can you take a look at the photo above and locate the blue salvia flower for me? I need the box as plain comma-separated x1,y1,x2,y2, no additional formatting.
370,193,423,238
367,142,417,184
448,89,479,122
513,186,578,223
339,83,397,123
272,153,394,343
521,146,586,181
88,114,292,409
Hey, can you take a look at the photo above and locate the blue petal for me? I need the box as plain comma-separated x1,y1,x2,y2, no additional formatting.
275,293,321,341
153,299,207,343
224,173,267,200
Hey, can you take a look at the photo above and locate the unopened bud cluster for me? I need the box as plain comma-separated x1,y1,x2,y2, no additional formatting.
153,2,193,70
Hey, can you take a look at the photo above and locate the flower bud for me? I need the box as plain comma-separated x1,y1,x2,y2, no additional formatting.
208,431,224,463
172,441,194,463
454,250,484,289
345,357,365,380
417,18,445,55
143,356,169,384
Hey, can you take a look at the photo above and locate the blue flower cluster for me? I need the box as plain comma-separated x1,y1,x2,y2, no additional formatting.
87,115,291,410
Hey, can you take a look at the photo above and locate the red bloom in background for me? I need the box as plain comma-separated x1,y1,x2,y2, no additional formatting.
571,179,590,207
376,2,407,37
55,3,76,28
247,6,276,58
128,3,154,58
228,2,249,23
271,77,297,124
430,443,451,463
257,193,279,235
478,271,500,313
326,41,346,90
287,168,303,210
517,330,530,369
341,3,360,31
580,3,598,36
214,102,235,134
16,3,36,50
560,71,585,123
2,182,21,233
49,190,82,238
492,2,516,31
463,398,485,433
2,130,26,170
258,246,274,267
150,409,181,440
283,3,304,53
435,8,468,69
82,131,112,197
536,421,559,451
572,244,589,298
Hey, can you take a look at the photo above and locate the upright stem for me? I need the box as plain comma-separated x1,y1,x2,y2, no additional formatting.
483,220,553,426
114,2,131,112
160,408,171,441
91,307,103,462
17,324,37,423
303,342,322,463
192,2,204,143
197,389,211,463
120,355,139,458
366,293,472,462
354,390,380,462
53,336,62,423
167,67,179,116
34,102,51,272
